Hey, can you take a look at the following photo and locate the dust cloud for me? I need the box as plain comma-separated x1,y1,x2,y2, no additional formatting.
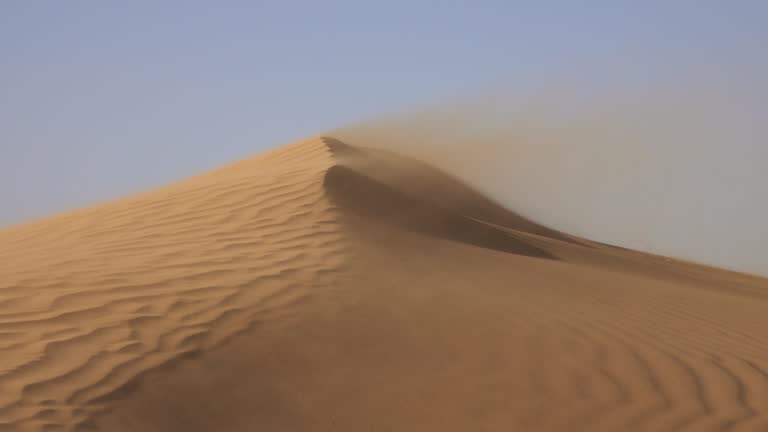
331,76,768,276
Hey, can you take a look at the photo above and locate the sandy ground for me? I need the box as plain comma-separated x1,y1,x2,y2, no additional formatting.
1,137,767,431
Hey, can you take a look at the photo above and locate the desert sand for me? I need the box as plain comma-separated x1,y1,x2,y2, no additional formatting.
1,136,767,432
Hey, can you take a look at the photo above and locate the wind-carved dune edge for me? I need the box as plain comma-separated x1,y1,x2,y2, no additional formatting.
321,137,567,260
1,136,768,432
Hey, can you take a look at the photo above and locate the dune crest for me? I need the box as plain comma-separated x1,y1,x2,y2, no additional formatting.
1,136,768,431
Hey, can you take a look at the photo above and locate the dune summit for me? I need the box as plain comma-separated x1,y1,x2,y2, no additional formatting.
1,136,768,431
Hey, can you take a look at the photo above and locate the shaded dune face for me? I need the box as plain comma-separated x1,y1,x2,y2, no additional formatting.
1,137,768,432
322,149,556,259
322,136,583,247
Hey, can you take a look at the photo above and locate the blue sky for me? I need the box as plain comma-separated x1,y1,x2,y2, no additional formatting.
2,1,767,227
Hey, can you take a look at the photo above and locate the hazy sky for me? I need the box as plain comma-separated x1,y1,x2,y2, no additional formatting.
333,77,768,275
2,2,767,273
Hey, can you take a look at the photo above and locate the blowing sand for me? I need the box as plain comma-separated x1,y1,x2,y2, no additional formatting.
1,136,767,431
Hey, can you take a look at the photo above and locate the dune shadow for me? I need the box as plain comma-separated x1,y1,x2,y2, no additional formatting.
322,139,558,260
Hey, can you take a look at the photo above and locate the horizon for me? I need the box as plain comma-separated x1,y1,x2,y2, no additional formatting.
2,1,767,275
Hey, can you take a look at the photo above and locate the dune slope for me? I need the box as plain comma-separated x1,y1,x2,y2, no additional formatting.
0,139,347,431
1,136,768,432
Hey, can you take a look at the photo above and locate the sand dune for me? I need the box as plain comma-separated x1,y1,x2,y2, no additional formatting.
1,136,767,431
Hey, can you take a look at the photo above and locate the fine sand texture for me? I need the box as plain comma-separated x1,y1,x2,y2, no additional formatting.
1,136,768,431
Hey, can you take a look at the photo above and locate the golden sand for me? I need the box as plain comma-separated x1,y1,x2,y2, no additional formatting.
1,137,767,431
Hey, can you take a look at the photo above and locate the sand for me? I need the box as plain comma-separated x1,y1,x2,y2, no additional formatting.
1,136,767,431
